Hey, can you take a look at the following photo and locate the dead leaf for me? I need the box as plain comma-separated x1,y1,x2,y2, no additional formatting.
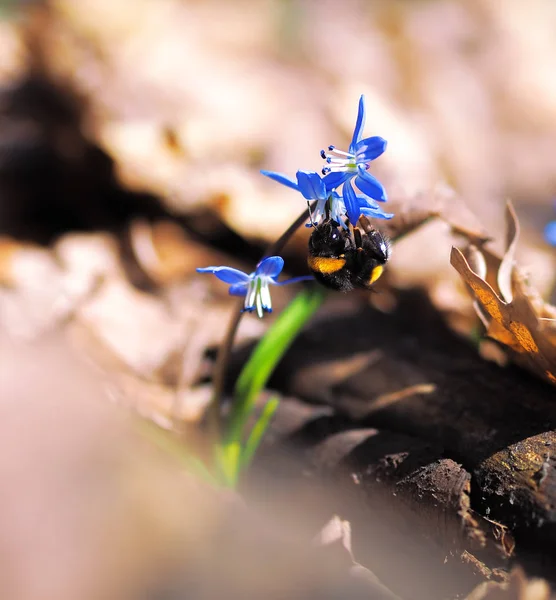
451,202,556,386
497,203,519,303
77,278,185,379
464,244,488,280
368,383,436,413
290,350,383,403
313,515,354,558
465,567,552,600
0,237,29,286
313,516,402,600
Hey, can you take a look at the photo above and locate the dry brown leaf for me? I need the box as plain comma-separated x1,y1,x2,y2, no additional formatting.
375,203,440,242
129,219,209,285
0,238,109,338
0,237,30,286
313,516,402,600
289,350,383,404
313,515,354,557
451,202,556,385
465,567,552,600
497,202,520,304
77,278,186,379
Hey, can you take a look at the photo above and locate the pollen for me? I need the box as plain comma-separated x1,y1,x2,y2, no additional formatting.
308,255,346,274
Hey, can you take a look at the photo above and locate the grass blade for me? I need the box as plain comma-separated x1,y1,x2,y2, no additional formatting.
240,395,280,470
224,285,326,446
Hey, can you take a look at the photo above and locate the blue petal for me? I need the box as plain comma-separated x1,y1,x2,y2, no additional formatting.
196,266,250,284
229,282,249,296
260,170,299,192
296,171,327,200
342,180,362,225
350,95,366,148
274,275,315,286
545,221,556,246
256,256,284,278
360,206,394,220
357,195,380,210
355,168,388,202
323,171,352,192
354,136,387,163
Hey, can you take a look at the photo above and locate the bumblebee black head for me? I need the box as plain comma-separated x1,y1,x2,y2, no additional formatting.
307,220,348,257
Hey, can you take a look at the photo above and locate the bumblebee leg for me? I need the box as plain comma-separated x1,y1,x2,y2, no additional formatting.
359,215,373,234
353,227,363,250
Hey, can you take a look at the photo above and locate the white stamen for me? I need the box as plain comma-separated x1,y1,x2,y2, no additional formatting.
330,199,346,225
260,280,272,310
309,198,327,226
245,280,257,311
325,165,355,173
255,286,263,318
306,201,315,226
322,147,358,175
326,148,353,159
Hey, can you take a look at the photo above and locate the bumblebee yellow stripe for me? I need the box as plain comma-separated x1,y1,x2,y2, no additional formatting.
308,256,346,274
368,265,384,285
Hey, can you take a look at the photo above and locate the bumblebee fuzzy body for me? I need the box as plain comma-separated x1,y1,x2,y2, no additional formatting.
307,219,390,292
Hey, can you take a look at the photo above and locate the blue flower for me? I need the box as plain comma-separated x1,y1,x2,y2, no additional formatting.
321,95,388,225
197,256,313,318
261,169,393,228
261,169,332,226
344,182,394,222
545,221,556,246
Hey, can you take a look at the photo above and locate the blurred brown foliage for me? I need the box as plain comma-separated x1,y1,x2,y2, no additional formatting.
1,1,556,598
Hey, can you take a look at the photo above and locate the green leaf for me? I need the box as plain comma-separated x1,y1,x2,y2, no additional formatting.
240,396,280,470
215,440,242,487
225,286,326,447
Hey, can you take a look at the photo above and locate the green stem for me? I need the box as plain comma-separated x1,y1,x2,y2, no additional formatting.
207,299,243,442
208,201,317,437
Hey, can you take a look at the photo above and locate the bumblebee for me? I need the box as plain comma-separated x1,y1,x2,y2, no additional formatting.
307,216,390,292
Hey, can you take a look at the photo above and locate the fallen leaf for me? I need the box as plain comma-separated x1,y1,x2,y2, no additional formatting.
313,515,354,557
465,567,552,600
77,278,185,379
313,515,402,600
451,202,556,386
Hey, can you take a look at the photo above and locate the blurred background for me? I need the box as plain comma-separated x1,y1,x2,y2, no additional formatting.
1,1,556,598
